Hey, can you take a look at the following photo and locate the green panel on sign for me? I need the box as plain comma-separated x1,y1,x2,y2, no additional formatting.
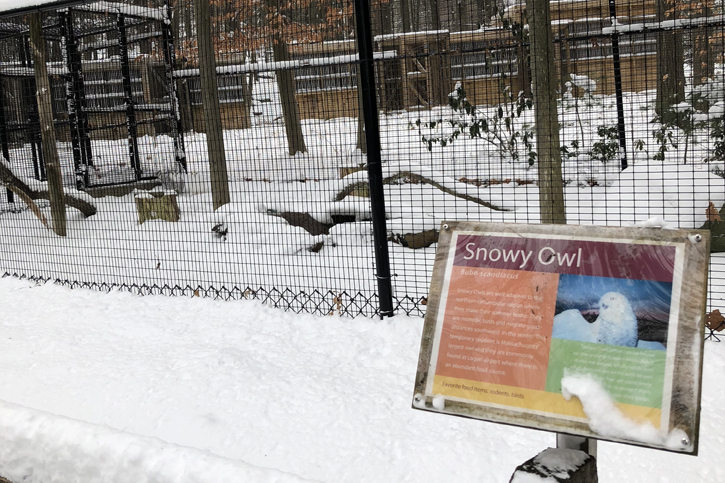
545,338,666,409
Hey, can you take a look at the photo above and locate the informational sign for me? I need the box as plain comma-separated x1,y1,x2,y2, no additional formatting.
413,222,709,454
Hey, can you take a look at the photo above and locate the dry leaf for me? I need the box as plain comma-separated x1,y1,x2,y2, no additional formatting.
706,309,725,332
707,201,721,222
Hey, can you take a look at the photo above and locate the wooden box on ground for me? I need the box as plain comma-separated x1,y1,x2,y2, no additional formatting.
134,190,180,224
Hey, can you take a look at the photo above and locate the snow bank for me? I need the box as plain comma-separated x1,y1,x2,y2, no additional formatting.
0,399,315,483
0,277,723,481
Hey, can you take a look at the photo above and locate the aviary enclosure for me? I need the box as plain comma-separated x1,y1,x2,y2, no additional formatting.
0,0,724,333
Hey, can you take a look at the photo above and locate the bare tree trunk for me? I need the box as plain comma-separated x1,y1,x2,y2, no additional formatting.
184,0,193,41
692,4,713,110
240,73,253,130
272,46,306,155
693,30,714,86
656,0,685,120
356,68,367,153
391,0,404,33
29,13,67,236
391,0,411,33
266,0,305,156
195,0,230,209
427,0,441,30
477,0,497,27
401,0,411,32
527,0,565,225
239,52,253,130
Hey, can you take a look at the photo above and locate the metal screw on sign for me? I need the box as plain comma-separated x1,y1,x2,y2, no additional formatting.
442,224,449,231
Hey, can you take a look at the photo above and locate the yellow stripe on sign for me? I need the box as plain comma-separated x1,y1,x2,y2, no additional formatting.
433,375,662,428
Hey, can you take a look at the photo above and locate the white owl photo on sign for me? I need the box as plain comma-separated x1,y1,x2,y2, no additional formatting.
552,275,672,350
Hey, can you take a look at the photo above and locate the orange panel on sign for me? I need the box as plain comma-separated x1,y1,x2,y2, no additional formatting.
435,268,559,392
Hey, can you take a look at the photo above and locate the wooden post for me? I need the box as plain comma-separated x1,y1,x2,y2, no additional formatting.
266,0,307,156
655,0,685,119
527,0,583,454
356,67,367,153
195,0,230,209
29,13,66,236
271,38,307,156
527,0,566,226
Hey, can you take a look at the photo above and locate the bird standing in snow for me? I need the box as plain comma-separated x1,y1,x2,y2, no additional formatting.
552,291,638,347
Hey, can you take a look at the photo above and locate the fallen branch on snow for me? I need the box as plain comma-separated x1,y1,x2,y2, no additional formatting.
336,171,506,211
0,161,97,219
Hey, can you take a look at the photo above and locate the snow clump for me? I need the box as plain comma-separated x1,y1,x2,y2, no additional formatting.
561,374,691,451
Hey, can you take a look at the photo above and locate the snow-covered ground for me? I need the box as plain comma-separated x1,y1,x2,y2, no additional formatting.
0,276,723,482
3,74,725,316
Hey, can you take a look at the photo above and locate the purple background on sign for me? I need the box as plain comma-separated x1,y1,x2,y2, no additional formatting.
454,234,676,282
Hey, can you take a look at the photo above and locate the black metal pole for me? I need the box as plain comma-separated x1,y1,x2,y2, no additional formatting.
0,77,13,204
353,0,394,318
21,35,45,181
609,0,628,170
161,0,187,173
69,9,94,185
60,10,86,190
117,13,141,179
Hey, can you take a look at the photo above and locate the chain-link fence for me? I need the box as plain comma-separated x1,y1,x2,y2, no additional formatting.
0,0,724,334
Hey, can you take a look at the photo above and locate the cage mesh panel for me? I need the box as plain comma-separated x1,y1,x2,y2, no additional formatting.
0,0,722,329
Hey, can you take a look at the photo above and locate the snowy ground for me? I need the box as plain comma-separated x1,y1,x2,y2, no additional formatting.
2,74,725,315
0,275,723,483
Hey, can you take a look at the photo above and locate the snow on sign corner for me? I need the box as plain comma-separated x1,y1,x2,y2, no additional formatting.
414,221,709,453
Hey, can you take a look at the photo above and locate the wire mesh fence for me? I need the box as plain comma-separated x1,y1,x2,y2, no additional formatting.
0,0,724,334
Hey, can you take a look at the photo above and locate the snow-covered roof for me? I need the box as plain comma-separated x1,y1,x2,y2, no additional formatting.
0,0,82,17
174,51,397,79
0,0,165,21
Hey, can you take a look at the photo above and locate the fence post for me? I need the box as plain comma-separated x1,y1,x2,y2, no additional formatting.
161,0,187,173
608,0,628,171
353,0,394,318
20,35,44,181
117,13,141,180
0,77,13,204
60,9,93,190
